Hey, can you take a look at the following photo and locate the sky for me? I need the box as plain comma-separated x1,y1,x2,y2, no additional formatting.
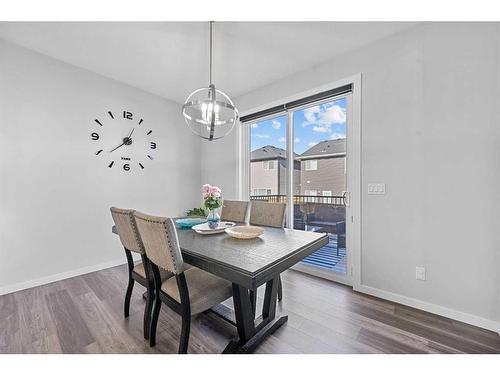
250,97,347,154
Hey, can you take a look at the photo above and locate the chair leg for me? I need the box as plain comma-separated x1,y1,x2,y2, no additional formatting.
178,312,191,354
124,276,134,318
149,293,162,347
143,286,154,340
277,275,283,301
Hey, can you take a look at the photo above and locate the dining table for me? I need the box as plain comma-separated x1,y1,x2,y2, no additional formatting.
112,218,329,353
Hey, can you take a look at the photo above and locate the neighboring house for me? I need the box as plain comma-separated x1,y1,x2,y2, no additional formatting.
296,139,346,197
250,145,301,196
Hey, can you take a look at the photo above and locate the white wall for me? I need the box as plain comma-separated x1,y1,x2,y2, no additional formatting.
201,23,500,330
0,39,201,293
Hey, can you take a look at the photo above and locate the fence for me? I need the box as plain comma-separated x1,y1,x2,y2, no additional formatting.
250,194,345,206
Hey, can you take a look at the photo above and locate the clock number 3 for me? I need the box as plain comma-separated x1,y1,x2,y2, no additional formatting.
150,142,157,149
123,111,133,120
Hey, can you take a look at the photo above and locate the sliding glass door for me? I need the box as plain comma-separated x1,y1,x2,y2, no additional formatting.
291,97,350,280
246,91,353,284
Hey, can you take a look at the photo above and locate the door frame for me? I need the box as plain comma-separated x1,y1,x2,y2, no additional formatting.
238,73,362,288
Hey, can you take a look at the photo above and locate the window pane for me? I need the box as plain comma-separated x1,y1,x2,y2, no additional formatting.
250,115,287,200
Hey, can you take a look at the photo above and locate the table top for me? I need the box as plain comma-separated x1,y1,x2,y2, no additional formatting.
113,220,328,289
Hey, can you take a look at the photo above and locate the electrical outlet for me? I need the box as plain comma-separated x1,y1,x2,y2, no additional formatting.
416,266,426,281
368,183,386,195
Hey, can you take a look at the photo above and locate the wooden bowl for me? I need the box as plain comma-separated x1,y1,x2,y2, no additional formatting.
225,225,264,239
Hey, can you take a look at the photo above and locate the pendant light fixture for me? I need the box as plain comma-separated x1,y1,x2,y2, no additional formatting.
181,21,239,141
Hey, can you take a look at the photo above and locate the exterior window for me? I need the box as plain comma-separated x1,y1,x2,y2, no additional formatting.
253,188,272,196
263,160,275,170
305,159,318,171
304,190,317,196
322,191,332,196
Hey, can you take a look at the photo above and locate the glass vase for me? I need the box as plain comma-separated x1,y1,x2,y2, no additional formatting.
206,209,221,229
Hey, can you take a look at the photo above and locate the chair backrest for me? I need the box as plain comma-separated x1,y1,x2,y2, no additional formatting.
249,201,286,228
221,200,250,223
132,211,184,274
110,207,144,254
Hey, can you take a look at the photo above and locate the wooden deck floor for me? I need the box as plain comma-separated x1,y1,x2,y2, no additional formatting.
1,264,499,354
301,234,346,274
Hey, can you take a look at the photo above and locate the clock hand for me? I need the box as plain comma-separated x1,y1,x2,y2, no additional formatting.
109,141,125,153
109,129,135,153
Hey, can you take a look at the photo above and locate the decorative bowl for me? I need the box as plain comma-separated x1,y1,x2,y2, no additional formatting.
175,217,206,229
225,225,264,239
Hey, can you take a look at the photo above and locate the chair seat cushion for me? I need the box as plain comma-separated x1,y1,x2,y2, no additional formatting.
133,262,173,281
161,267,233,315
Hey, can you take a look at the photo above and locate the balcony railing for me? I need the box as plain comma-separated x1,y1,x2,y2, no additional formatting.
250,194,345,206
250,194,347,273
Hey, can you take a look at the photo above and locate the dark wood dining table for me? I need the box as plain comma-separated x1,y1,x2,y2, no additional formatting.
113,219,328,353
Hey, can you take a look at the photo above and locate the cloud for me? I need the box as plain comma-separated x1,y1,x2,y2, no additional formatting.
253,133,269,139
331,132,346,140
312,125,330,133
308,142,318,148
251,123,258,128
272,120,281,130
322,105,346,124
303,105,320,123
302,103,346,132
277,137,299,143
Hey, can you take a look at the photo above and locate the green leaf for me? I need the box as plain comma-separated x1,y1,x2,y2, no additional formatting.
186,207,206,217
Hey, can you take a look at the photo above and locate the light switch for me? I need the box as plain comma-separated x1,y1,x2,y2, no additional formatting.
416,266,426,281
368,183,386,195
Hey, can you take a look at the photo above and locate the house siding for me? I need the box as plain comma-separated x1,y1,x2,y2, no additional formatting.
279,159,301,195
300,156,346,196
251,158,301,196
250,160,278,195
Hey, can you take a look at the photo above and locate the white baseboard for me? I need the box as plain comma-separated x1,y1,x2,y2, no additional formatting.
356,284,500,334
0,255,140,296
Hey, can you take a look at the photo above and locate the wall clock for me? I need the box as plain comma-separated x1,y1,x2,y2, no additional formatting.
90,110,157,171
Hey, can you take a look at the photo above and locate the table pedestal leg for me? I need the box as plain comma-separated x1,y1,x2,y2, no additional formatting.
222,277,288,354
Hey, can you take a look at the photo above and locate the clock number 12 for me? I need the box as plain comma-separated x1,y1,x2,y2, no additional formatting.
123,111,133,120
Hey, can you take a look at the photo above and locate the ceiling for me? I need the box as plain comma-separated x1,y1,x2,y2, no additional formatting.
0,22,418,104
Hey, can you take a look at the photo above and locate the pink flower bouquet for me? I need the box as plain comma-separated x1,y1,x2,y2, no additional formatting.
202,184,223,228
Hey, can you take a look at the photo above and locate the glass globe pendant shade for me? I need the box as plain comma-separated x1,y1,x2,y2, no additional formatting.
182,84,239,141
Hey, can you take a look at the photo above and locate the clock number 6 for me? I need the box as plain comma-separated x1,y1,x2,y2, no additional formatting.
91,132,99,140
123,164,130,171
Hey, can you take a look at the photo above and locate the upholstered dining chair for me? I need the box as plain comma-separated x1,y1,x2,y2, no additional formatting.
133,211,233,353
249,200,287,303
110,207,173,340
220,199,250,223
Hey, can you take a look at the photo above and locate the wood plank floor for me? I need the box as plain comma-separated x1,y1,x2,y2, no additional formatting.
1,265,499,354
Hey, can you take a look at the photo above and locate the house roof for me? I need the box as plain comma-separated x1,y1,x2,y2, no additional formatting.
251,145,287,161
251,139,346,162
297,138,346,159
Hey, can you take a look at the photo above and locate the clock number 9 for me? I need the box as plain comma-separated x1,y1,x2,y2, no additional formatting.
91,132,99,140
150,142,157,149
123,164,130,171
